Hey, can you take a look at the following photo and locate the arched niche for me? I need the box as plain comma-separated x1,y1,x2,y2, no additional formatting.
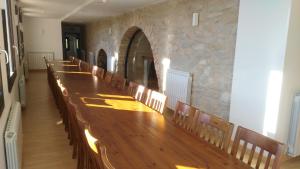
119,27,159,90
97,49,108,71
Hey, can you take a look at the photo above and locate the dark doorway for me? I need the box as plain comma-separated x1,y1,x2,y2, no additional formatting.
125,29,159,90
97,49,107,71
62,23,86,60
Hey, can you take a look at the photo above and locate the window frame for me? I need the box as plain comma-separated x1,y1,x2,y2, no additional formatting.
5,0,17,92
0,10,7,115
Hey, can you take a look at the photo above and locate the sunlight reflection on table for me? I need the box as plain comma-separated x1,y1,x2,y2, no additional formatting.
176,165,206,169
81,97,156,113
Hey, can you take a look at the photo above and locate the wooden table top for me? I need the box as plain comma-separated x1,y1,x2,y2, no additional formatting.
50,62,251,169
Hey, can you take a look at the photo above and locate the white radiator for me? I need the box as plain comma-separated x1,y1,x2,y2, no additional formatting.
28,52,54,70
287,93,300,157
19,75,26,108
165,69,192,110
5,102,23,169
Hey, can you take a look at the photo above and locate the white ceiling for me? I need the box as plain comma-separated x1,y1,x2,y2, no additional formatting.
20,0,166,23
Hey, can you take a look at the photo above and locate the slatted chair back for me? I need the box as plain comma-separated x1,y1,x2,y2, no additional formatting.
57,83,70,132
73,57,79,65
91,66,98,76
70,56,76,63
135,85,151,104
135,85,145,101
95,142,115,169
231,126,284,169
80,61,90,71
173,101,198,131
193,110,233,152
128,81,139,97
84,128,101,169
111,74,126,90
97,67,105,79
104,72,113,83
146,91,167,114
66,100,80,159
74,108,97,169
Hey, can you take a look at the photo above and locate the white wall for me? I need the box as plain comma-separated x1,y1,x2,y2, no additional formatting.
230,0,291,138
0,0,24,168
23,17,63,59
277,0,300,149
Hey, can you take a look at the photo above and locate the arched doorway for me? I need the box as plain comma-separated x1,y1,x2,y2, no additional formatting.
123,28,159,90
97,49,107,71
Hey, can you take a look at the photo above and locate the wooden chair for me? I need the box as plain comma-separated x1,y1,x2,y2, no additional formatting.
91,66,104,78
104,72,113,83
111,74,126,90
146,90,167,114
135,85,151,104
97,68,105,79
135,85,145,101
84,127,101,169
73,57,79,65
128,81,139,97
66,100,80,159
80,61,90,71
231,126,284,169
71,104,96,169
95,141,115,169
192,110,234,152
91,66,98,76
68,56,75,62
56,82,70,132
173,101,198,131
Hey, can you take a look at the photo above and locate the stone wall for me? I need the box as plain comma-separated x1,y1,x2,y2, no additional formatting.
85,0,239,119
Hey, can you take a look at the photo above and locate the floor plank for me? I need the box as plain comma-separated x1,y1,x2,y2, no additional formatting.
22,71,76,169
281,156,300,169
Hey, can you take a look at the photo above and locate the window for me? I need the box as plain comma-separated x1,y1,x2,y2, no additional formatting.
16,25,23,63
65,38,69,50
0,10,7,115
76,38,80,49
5,0,17,92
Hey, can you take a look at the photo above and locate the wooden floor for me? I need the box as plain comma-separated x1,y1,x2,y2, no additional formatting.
281,156,300,169
22,71,76,169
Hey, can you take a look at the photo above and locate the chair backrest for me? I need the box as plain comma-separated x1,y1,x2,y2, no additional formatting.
111,74,126,90
68,56,74,62
231,126,284,169
91,65,104,78
95,142,115,169
80,61,90,71
146,90,167,114
135,85,151,104
97,68,105,79
104,72,113,83
192,110,233,152
173,101,197,131
135,85,145,101
73,58,79,65
91,66,98,76
128,81,139,97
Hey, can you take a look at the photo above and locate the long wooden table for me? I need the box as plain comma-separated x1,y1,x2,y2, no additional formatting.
49,61,251,169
